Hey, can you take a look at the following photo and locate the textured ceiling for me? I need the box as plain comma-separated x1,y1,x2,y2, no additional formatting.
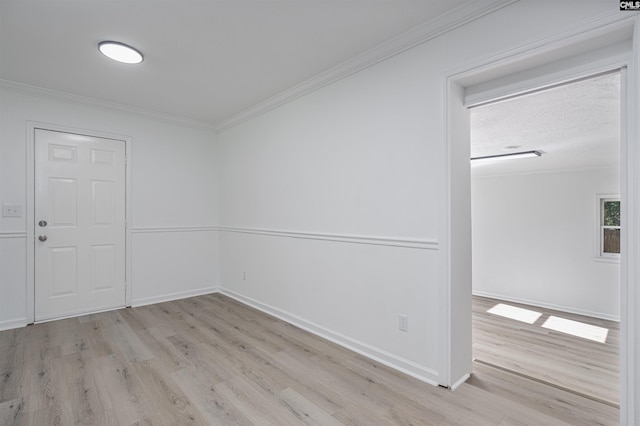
471,72,621,175
0,0,463,126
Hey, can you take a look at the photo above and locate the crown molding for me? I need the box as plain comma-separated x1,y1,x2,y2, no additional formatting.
0,79,217,131
1,1,516,133
215,0,518,131
1,1,517,133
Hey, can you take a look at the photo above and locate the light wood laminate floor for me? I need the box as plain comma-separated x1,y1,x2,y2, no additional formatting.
473,295,620,407
1,294,619,425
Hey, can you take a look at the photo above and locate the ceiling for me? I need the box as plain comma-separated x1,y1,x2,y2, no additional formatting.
470,72,621,176
1,1,621,175
0,0,468,127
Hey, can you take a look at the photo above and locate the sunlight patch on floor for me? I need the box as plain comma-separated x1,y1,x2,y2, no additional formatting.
487,303,542,324
542,316,609,343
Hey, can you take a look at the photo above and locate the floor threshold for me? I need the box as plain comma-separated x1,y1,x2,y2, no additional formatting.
473,358,620,409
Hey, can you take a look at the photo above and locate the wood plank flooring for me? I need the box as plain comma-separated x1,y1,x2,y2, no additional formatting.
1,294,619,425
473,295,620,407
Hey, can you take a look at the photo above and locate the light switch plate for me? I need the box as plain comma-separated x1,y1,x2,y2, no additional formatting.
2,204,23,217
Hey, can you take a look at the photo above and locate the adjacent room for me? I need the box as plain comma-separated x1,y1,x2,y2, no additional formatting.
0,1,638,425
470,72,621,406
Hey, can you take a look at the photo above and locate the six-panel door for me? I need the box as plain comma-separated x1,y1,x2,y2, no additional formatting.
34,129,126,321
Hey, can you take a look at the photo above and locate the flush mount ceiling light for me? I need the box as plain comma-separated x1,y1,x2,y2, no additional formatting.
471,150,542,163
98,41,143,64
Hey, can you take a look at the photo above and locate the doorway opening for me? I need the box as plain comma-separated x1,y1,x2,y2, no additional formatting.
443,17,637,424
469,73,621,407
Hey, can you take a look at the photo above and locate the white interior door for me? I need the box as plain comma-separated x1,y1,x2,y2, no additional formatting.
35,129,126,321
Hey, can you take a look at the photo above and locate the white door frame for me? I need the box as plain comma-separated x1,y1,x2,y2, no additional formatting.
26,121,133,321
441,13,639,424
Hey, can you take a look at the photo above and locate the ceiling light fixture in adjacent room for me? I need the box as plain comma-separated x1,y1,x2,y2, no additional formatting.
471,150,542,163
98,41,144,64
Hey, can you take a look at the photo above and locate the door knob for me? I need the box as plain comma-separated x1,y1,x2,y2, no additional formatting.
38,235,47,242
39,220,47,227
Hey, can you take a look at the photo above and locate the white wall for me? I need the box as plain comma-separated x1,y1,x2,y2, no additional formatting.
218,1,618,385
472,167,620,320
0,235,26,330
0,84,220,329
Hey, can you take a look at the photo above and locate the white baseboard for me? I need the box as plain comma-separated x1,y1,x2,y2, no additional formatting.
0,317,28,331
472,290,620,322
219,288,440,387
132,286,220,308
5,284,442,388
450,373,471,391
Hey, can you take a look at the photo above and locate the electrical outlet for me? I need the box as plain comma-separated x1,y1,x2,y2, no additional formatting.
399,314,408,332
2,204,22,217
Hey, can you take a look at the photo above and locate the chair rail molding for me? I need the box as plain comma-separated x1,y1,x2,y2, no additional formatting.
219,226,439,250
0,231,27,239
131,226,220,234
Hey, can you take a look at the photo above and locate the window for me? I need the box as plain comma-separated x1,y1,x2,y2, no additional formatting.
597,195,620,259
